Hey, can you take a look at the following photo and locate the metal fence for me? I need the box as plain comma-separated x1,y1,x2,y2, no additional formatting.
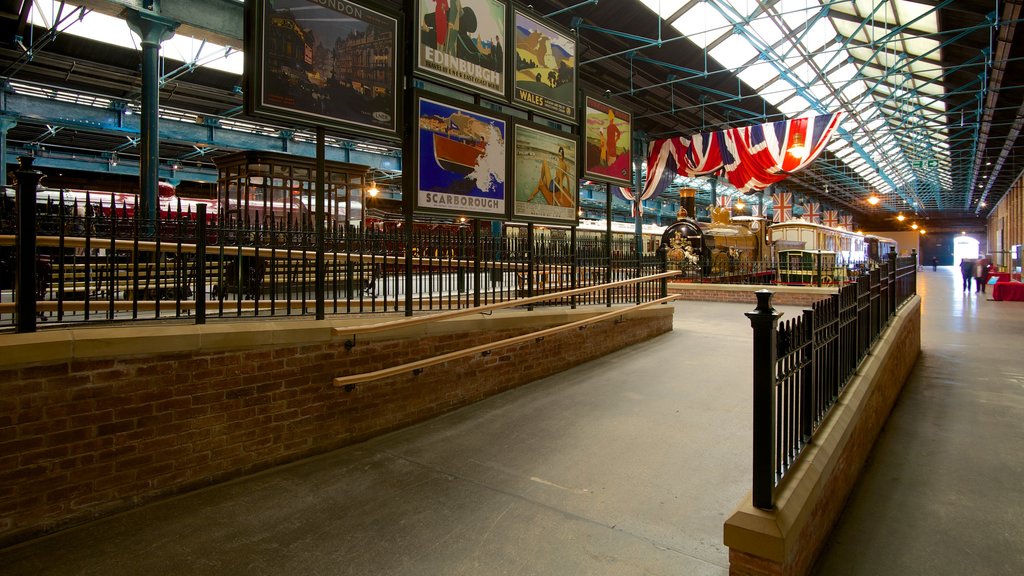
0,185,666,332
747,255,917,509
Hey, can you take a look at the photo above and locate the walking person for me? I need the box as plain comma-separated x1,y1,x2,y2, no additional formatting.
959,258,974,292
976,254,993,293
931,256,938,271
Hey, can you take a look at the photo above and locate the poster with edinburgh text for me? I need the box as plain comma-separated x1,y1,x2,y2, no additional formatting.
513,8,577,123
415,95,508,219
415,0,508,99
583,96,632,186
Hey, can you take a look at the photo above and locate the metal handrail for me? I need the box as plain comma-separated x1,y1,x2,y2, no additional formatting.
330,270,681,339
333,294,680,387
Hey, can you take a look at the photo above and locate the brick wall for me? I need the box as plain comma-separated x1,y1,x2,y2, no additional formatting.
668,284,833,307
0,308,672,546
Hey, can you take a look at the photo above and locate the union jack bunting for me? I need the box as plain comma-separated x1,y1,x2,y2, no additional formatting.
751,204,763,217
643,112,843,195
613,186,643,216
839,213,853,230
802,202,821,224
771,191,793,223
822,210,839,228
716,195,732,208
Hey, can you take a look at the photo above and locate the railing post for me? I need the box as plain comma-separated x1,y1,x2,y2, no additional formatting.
527,223,535,311
15,156,43,333
747,289,782,510
659,247,668,299
195,204,207,325
473,219,481,308
910,249,918,295
800,308,814,442
816,249,822,287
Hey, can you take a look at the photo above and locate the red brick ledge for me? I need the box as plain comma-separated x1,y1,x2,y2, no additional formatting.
668,282,836,307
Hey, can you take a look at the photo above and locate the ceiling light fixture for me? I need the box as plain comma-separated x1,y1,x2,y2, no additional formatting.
896,213,906,222
867,194,880,206
788,133,807,159
911,223,919,230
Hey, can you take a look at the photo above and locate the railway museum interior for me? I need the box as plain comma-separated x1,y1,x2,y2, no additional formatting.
1,1,1023,575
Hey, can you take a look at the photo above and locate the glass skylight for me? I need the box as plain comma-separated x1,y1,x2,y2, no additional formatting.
639,0,949,210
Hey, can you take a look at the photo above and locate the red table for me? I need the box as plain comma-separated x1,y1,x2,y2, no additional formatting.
992,281,1024,301
990,271,1011,283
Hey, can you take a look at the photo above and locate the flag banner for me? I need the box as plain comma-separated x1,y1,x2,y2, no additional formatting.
771,191,793,223
716,195,732,208
612,186,642,216
822,209,839,228
803,202,821,224
839,213,853,230
643,111,843,194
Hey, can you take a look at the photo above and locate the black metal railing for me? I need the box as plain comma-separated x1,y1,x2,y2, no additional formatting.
0,185,666,332
747,254,917,509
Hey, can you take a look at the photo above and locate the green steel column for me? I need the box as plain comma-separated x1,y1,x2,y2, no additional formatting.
125,9,179,224
0,116,16,187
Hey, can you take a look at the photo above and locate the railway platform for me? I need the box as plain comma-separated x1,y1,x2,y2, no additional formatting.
0,267,1020,575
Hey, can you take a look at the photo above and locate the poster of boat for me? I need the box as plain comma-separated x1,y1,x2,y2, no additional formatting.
513,123,578,224
416,95,508,218
246,0,400,140
583,96,632,186
415,0,508,99
512,8,576,123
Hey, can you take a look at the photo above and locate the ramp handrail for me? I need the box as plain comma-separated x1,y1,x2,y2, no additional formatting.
333,295,679,387
330,270,681,339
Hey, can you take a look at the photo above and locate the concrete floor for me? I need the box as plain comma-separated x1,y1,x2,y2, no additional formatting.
814,267,1024,575
0,268,1021,575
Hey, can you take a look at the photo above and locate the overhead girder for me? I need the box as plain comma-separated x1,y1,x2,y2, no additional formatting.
1,90,402,171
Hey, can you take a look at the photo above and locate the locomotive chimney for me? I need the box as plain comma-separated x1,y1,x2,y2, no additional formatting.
677,188,696,220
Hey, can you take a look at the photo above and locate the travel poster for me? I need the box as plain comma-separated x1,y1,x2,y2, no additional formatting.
250,0,400,139
513,124,578,224
513,9,577,122
415,0,508,98
416,96,507,218
583,97,632,186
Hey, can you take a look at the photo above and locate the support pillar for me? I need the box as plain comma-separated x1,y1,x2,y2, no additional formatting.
125,8,179,224
0,116,16,187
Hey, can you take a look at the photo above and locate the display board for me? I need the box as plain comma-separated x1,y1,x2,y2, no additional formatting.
512,7,577,123
512,122,578,225
245,0,401,140
413,93,509,219
583,96,632,186
414,0,509,100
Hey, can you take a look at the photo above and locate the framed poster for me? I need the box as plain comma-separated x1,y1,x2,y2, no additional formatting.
414,93,509,219
245,0,401,140
414,0,509,99
512,122,578,225
583,96,632,186
512,7,577,123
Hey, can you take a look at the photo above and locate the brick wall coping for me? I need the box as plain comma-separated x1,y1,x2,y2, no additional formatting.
0,305,654,369
668,282,837,296
723,295,921,567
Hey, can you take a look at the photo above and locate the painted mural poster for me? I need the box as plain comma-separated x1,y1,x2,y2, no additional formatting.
417,97,507,217
416,0,507,98
513,9,577,122
253,0,399,138
584,97,632,186
513,124,577,224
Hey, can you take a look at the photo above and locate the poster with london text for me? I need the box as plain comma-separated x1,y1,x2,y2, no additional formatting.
583,96,632,186
415,94,509,219
246,0,400,140
512,122,578,225
415,0,508,99
512,8,577,123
